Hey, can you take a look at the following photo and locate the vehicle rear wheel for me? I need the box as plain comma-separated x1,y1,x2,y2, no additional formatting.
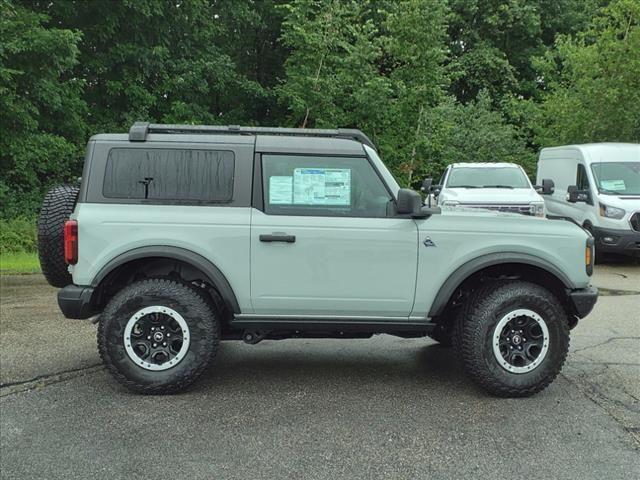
37,184,79,287
98,278,219,394
453,281,569,397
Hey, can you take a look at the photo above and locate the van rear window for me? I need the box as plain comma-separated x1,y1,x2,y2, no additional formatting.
103,148,234,202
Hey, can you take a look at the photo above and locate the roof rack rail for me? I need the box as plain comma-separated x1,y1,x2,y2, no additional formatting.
128,122,376,149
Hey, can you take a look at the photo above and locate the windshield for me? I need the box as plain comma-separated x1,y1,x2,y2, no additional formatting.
590,162,640,195
446,167,530,188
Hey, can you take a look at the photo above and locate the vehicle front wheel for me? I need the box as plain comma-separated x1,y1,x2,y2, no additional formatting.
98,278,219,394
453,281,570,397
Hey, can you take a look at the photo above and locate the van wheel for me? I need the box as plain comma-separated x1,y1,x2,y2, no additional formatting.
453,281,569,397
98,278,219,394
37,184,79,287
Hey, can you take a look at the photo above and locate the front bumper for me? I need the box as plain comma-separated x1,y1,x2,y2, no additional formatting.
568,286,598,319
58,285,96,319
592,226,640,256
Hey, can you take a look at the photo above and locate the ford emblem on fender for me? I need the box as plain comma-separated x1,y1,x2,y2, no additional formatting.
423,236,436,247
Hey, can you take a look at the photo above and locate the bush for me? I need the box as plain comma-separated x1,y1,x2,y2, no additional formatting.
0,217,37,254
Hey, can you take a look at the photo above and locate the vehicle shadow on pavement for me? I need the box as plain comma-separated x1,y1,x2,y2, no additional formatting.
188,339,476,397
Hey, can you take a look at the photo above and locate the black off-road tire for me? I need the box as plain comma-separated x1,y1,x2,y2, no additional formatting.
98,278,219,394
37,184,79,287
452,281,570,397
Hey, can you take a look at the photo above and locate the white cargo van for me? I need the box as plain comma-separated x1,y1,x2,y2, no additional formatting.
536,143,640,257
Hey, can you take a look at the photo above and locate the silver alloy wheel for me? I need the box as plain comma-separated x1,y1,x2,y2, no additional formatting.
492,308,549,374
124,306,190,371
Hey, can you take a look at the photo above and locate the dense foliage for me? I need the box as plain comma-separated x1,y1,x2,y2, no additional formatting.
1,0,638,218
0,216,37,253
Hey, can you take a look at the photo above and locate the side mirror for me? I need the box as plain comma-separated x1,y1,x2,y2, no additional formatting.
396,188,423,215
567,185,590,203
540,178,554,195
420,178,443,207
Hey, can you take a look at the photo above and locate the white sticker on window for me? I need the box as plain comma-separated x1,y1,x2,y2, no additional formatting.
600,179,626,191
269,176,293,204
293,168,351,205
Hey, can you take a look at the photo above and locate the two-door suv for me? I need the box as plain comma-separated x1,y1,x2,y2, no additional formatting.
37,122,598,396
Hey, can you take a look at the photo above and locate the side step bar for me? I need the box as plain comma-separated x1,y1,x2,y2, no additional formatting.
231,315,435,333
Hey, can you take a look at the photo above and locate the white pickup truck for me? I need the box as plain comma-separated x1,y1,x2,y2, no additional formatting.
434,163,548,217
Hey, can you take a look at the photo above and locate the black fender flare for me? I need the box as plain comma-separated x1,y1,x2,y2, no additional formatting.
427,252,574,317
91,246,241,314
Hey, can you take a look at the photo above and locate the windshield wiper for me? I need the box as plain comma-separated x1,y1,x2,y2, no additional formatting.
482,185,515,189
450,185,480,188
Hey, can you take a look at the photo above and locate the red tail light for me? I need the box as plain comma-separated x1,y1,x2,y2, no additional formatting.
64,220,78,265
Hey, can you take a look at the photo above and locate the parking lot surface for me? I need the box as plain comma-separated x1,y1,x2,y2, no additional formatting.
1,262,639,479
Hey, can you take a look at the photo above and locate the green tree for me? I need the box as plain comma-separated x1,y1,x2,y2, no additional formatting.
379,0,448,185
528,0,640,146
0,1,86,217
447,0,602,105
277,0,391,130
31,0,273,129
417,91,536,183
278,0,449,186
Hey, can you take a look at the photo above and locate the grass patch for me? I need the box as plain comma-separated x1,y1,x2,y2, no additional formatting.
0,252,41,274
0,216,37,254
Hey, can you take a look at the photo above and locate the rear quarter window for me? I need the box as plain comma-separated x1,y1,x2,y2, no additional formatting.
103,148,234,203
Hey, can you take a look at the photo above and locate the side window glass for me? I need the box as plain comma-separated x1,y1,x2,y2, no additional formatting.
262,155,391,217
576,163,590,190
103,148,234,202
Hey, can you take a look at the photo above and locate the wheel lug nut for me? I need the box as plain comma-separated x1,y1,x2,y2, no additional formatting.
153,343,157,347
151,327,155,331
167,333,171,337
147,336,151,340
161,326,165,330
163,342,167,346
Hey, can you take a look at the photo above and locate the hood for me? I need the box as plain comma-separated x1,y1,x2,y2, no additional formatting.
597,194,640,210
441,187,542,204
438,206,544,220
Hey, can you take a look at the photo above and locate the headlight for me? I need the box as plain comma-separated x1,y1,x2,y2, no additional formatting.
441,200,459,206
599,203,625,219
529,203,545,217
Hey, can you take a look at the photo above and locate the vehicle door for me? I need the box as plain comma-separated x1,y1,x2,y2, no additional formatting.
250,153,419,318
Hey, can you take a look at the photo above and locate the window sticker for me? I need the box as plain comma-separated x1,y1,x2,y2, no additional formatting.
600,179,626,191
293,168,351,205
269,176,293,204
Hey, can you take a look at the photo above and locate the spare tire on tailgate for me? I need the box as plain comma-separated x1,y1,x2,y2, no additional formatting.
37,185,79,287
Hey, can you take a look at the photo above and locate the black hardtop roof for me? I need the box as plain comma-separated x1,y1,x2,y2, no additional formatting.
129,122,376,150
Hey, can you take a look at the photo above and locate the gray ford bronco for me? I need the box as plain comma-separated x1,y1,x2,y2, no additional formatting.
37,122,598,396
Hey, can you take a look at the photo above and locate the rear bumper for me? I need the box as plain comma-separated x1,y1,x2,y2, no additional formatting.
568,286,598,319
58,285,96,319
592,226,640,256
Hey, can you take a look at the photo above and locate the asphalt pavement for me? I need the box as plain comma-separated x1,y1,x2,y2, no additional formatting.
1,261,639,479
